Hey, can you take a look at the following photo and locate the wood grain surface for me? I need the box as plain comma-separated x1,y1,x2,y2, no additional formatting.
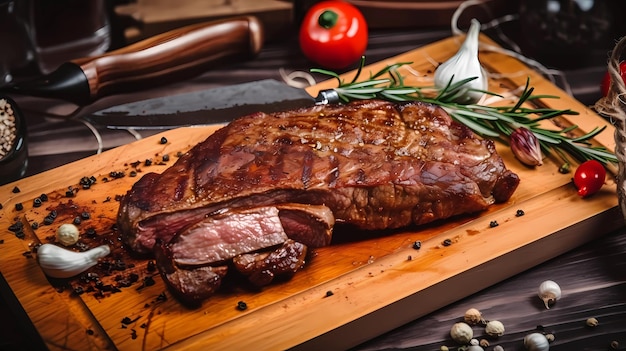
0,34,623,351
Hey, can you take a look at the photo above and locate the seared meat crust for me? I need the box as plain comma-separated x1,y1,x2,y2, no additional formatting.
118,100,519,254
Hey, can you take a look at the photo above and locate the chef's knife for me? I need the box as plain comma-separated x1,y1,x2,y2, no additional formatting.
85,79,340,128
7,16,264,106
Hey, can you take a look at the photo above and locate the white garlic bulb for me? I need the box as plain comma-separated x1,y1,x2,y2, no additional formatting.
450,322,473,344
524,332,550,351
56,223,80,246
538,280,561,309
36,243,110,278
434,18,488,104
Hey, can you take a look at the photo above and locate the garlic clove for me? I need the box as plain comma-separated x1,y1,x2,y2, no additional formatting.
538,280,561,309
434,18,488,104
36,243,111,279
524,332,550,351
510,127,543,166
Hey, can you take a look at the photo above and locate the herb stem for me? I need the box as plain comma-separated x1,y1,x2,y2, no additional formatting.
312,58,617,166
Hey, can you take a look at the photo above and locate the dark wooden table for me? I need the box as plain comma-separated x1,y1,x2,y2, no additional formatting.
2,24,626,351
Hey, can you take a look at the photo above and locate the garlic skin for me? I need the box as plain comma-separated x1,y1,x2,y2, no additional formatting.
36,244,110,278
538,280,561,309
524,332,550,351
510,127,543,166
434,18,488,104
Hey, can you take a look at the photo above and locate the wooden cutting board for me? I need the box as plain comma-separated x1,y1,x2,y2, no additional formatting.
0,35,622,351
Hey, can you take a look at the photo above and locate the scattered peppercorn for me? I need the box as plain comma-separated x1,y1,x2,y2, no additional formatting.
32,198,42,207
412,240,422,250
144,159,152,166
442,238,452,246
325,290,334,297
12,186,20,193
236,300,248,311
156,292,167,302
146,260,156,272
109,171,125,179
15,202,23,211
515,209,525,217
489,220,499,228
130,329,137,340
81,211,91,220
407,255,412,261
31,222,38,230
586,317,599,327
39,193,48,202
0,239,4,244
162,154,170,162
160,136,168,144
86,329,94,335
73,217,82,225
129,170,137,177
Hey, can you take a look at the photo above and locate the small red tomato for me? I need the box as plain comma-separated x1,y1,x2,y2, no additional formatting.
299,1,368,70
573,160,606,197
600,61,626,97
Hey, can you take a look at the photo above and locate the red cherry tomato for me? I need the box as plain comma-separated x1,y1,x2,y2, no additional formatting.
600,61,626,97
573,160,606,197
299,1,368,70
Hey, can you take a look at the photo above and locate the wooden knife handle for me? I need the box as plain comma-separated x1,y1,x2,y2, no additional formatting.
73,16,264,101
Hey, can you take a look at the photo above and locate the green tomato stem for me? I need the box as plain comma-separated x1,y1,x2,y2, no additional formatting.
318,10,339,29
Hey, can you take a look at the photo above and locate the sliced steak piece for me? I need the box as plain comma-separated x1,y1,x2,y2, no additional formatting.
154,241,228,307
118,99,520,255
233,239,307,287
276,204,334,247
170,207,288,267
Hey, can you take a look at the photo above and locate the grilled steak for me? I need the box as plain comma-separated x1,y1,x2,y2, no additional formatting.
117,99,519,304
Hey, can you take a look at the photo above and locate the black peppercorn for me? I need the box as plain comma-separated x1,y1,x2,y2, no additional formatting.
15,202,23,210
33,197,42,207
160,136,167,144
442,239,452,246
236,300,248,311
12,186,20,193
412,240,422,250
516,209,525,217
489,220,499,228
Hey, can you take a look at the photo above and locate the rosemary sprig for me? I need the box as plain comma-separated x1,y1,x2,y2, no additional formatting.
311,58,617,166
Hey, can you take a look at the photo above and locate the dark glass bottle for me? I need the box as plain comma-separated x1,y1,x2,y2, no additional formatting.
518,0,617,68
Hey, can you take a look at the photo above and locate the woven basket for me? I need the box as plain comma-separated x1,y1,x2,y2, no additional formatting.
594,36,626,222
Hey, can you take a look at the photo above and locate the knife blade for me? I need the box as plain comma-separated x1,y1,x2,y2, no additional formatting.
85,79,340,128
7,16,264,106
